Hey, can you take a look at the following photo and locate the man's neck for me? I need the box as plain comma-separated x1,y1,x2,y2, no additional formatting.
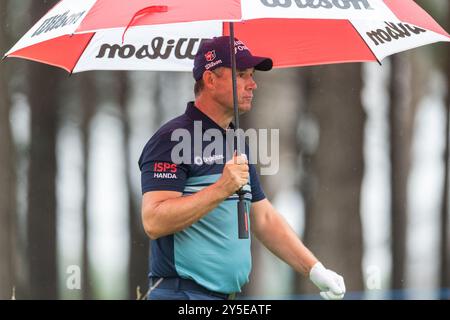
194,97,233,130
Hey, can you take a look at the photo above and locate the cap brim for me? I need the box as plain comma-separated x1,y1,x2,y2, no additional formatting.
237,56,273,71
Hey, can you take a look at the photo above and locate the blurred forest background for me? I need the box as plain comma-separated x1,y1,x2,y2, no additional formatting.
0,0,449,300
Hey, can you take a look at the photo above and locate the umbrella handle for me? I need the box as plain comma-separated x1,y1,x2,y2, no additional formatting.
237,191,249,239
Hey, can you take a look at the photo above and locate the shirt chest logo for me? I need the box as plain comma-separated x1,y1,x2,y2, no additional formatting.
194,154,224,165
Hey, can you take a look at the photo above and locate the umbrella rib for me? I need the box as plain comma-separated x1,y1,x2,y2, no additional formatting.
69,32,96,75
348,21,382,66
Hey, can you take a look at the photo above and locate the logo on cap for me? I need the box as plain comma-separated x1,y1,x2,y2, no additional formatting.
234,40,249,53
205,50,216,62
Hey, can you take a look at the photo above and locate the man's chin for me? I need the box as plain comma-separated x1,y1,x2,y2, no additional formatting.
238,103,252,114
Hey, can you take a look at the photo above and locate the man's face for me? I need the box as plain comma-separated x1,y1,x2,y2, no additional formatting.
209,67,258,114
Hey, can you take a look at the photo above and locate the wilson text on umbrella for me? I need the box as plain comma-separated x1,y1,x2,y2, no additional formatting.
32,10,86,37
260,0,373,10
367,22,427,46
96,37,207,60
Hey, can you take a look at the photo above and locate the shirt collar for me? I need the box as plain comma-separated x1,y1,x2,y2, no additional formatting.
185,102,235,134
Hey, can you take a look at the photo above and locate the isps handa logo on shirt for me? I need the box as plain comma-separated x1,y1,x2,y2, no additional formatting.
153,162,178,179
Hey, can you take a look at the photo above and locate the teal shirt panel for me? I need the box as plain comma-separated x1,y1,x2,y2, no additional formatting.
174,174,253,294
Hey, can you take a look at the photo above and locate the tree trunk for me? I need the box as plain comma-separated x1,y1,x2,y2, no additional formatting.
116,72,149,299
389,54,415,298
153,73,165,129
0,0,17,300
293,69,315,295
238,88,264,298
440,6,450,298
80,73,96,300
297,64,365,295
27,0,62,300
239,69,303,297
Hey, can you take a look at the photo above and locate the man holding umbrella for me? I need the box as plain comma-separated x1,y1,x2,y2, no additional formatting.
139,36,345,300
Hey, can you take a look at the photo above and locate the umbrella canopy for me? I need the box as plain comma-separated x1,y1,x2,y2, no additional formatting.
4,0,450,240
4,0,450,73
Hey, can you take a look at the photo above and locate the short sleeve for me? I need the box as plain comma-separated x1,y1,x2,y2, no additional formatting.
138,131,189,194
249,164,266,202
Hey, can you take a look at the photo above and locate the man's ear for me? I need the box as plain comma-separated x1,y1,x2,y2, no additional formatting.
202,71,215,89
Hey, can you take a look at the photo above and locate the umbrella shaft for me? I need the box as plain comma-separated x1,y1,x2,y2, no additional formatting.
229,22,241,153
229,23,248,239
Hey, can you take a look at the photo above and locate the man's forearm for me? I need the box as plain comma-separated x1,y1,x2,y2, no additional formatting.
143,183,230,239
253,205,318,276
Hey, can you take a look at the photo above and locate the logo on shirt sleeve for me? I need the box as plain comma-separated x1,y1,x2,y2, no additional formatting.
153,162,178,179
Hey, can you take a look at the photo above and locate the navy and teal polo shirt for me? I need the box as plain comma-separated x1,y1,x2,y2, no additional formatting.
138,102,266,294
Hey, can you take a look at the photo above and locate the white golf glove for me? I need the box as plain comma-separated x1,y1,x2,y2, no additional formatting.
309,262,346,300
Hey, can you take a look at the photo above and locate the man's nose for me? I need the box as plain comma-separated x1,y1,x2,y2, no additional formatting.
247,78,257,90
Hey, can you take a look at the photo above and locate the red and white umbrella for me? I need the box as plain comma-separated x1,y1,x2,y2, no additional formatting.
4,0,450,73
4,0,450,240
